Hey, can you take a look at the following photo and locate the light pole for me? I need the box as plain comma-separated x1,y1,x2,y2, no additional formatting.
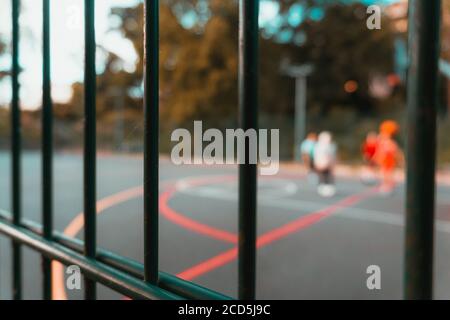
281,61,314,161
108,87,125,152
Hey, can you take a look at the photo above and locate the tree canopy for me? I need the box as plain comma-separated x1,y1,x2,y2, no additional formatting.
47,0,399,154
81,1,397,123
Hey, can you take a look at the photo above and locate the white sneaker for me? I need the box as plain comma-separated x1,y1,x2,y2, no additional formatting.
318,184,336,198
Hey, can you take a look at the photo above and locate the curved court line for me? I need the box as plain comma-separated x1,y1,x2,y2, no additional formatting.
52,175,235,300
53,174,379,299
52,186,145,300
160,188,238,244
176,187,379,281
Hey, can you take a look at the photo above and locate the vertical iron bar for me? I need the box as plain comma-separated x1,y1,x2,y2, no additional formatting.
405,0,441,300
11,0,22,301
42,0,53,300
238,0,259,300
84,0,97,300
143,0,159,285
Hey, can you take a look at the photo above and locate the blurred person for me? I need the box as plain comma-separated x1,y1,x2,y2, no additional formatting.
374,120,403,194
360,131,379,185
300,133,318,182
314,132,337,198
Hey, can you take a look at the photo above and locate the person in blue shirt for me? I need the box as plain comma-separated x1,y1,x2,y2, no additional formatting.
300,133,318,176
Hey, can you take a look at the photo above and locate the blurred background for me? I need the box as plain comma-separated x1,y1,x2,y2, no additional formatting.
0,0,449,163
1,0,450,300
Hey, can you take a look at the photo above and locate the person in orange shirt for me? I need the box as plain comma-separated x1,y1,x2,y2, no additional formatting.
374,121,404,194
361,131,379,185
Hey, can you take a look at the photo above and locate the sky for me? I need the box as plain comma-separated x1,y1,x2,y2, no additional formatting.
0,0,399,109
0,0,140,108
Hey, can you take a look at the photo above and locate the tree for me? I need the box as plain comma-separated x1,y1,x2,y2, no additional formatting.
60,0,397,150
274,2,396,114
0,38,9,147
0,38,6,78
442,0,450,62
107,1,240,129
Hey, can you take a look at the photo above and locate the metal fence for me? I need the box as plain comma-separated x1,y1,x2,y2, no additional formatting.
0,0,443,300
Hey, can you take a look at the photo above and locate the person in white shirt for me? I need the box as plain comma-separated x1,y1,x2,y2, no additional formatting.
314,131,337,198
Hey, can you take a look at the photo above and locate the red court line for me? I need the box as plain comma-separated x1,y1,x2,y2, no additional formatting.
160,187,238,244
176,187,379,281
54,173,378,298
177,248,238,281
256,190,374,247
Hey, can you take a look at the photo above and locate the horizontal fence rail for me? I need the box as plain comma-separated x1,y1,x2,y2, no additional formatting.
0,0,443,301
0,209,231,300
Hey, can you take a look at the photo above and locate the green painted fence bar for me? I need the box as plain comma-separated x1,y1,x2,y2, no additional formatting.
238,0,259,300
404,0,442,300
84,0,97,300
0,219,183,300
0,209,231,300
42,0,53,300
11,0,22,301
143,0,159,285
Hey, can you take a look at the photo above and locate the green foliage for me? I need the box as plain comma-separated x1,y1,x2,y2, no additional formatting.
2,1,401,158
0,37,6,79
442,0,450,62
0,37,9,147
98,1,397,124
282,3,395,114
107,1,240,129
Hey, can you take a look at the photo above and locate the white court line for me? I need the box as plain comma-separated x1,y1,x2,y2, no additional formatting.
334,210,450,234
178,178,299,200
179,187,450,234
